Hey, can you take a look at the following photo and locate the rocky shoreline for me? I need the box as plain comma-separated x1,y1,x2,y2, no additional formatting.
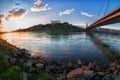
0,38,120,80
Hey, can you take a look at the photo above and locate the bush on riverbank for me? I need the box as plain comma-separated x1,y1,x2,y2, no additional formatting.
0,53,20,80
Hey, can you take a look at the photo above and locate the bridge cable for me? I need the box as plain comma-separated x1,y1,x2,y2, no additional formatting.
97,0,105,19
104,0,111,15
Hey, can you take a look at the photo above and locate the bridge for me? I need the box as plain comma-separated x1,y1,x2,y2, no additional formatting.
86,6,120,30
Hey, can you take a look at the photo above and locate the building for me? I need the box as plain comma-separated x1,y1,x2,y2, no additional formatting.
51,20,61,24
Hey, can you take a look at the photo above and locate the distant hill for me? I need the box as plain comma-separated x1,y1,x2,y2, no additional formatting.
16,22,84,32
88,28,120,35
15,22,120,35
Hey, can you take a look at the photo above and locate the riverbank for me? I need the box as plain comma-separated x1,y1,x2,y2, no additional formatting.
0,38,120,80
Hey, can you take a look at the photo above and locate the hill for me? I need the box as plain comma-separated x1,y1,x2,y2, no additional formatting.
16,22,84,32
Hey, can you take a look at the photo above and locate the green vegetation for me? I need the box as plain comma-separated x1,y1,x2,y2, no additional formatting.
38,73,55,80
0,53,20,80
0,39,14,55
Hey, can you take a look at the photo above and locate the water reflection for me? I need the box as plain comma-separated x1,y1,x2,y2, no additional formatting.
88,33,120,61
0,32,119,63
32,51,47,57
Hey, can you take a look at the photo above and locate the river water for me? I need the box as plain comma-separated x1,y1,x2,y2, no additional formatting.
0,32,120,64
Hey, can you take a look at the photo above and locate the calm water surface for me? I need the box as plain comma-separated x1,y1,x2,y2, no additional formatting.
0,32,120,63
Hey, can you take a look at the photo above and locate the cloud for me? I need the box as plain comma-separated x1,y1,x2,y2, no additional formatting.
5,9,27,21
80,11,93,17
0,14,4,27
59,9,74,16
15,3,20,6
31,0,51,12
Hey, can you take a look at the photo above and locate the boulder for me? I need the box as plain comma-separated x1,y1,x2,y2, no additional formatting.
25,60,33,67
36,63,44,69
117,65,120,70
4,55,11,59
115,75,120,80
77,59,83,66
67,68,84,80
81,65,90,70
57,74,66,80
20,72,27,80
68,61,73,68
12,48,20,56
83,70,94,79
109,62,117,67
29,67,35,72
97,72,105,76
109,66,116,72
10,58,17,64
103,74,113,80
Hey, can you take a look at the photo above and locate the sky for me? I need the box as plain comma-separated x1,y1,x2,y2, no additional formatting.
0,0,120,31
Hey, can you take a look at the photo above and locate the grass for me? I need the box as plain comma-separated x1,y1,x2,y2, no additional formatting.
0,53,20,80
38,73,55,80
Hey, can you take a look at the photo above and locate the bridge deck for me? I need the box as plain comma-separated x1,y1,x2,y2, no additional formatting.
86,6,120,30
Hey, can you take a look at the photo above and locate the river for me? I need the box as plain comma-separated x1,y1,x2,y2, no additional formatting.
0,32,120,64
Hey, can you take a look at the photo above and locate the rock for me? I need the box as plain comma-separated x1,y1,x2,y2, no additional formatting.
83,70,94,79
94,65,103,71
77,59,83,66
88,62,93,68
103,74,113,80
97,72,105,76
12,48,20,56
81,65,90,70
25,60,33,67
92,74,102,80
10,58,17,64
117,65,120,70
3,55,11,59
20,72,27,80
109,66,116,72
113,69,119,75
29,67,35,72
67,68,84,80
68,61,73,68
115,75,120,80
36,63,44,69
45,66,50,73
109,62,117,67
56,74,66,80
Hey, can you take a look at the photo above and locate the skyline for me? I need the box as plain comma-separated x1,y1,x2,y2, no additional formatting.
0,0,120,31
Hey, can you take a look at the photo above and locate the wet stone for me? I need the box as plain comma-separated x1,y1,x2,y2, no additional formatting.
10,58,17,64
3,55,11,59
35,63,44,69
20,72,27,80
67,68,84,80
24,60,33,67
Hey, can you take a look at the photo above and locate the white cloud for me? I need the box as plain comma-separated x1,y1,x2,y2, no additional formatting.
5,9,27,21
80,11,93,17
59,9,74,16
31,0,51,12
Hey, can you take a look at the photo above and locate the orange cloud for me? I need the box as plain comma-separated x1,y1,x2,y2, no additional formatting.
5,9,27,21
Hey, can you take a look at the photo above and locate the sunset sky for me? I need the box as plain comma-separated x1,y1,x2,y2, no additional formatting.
0,0,120,31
